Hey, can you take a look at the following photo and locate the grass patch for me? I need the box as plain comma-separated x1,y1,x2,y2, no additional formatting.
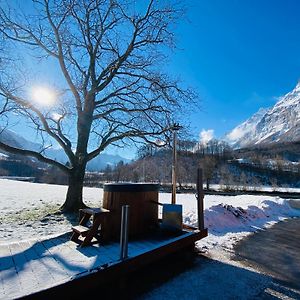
0,203,62,224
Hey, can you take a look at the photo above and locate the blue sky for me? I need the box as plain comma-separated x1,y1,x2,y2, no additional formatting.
169,0,300,141
4,0,300,159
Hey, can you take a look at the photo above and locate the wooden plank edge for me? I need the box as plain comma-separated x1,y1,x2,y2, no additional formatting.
157,219,199,231
21,229,208,299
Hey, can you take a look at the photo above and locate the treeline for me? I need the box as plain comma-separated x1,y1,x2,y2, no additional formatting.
99,139,230,187
1,140,299,189
98,139,300,189
0,154,68,184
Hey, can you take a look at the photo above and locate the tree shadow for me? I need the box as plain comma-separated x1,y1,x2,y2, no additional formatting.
0,232,110,285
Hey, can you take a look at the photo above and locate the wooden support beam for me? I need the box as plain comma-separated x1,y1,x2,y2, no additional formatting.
197,168,205,231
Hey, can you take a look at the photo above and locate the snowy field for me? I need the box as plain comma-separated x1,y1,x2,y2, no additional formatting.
1,178,299,251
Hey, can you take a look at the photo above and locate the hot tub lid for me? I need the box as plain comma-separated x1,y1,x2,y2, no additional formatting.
103,183,160,192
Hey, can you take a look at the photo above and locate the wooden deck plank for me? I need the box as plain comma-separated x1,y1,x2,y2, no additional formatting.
100,242,120,260
41,252,86,276
60,240,111,267
9,242,41,294
0,228,208,299
41,237,99,274
130,240,158,252
128,234,178,253
19,240,67,287
14,241,62,298
0,244,14,270
0,271,4,299
127,238,164,256
31,240,73,279
0,268,23,300
25,229,208,299
127,243,145,256
0,243,23,300
58,239,108,263
58,233,119,264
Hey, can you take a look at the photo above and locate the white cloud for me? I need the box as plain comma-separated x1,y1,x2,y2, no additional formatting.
200,129,214,144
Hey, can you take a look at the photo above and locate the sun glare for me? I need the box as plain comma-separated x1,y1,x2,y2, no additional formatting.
52,112,62,121
32,87,56,107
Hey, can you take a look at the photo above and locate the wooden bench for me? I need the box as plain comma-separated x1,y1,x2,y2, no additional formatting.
70,207,110,247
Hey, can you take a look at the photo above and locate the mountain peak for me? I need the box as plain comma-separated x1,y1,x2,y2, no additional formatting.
226,81,300,148
226,107,269,146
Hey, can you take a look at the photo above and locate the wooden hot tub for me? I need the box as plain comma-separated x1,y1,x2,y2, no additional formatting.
102,183,159,240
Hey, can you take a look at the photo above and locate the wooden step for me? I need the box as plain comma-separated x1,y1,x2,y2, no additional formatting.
80,207,110,215
72,225,90,235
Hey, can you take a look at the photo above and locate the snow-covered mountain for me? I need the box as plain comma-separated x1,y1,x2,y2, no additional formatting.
0,128,41,152
0,128,130,170
226,81,300,148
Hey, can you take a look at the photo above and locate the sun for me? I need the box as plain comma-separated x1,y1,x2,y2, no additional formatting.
31,86,56,107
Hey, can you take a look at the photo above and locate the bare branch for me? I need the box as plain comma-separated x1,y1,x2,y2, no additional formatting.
0,6,58,57
87,124,171,162
0,141,70,173
43,0,83,113
0,89,75,163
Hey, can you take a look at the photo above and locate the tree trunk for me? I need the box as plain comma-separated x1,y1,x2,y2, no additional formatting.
60,106,94,213
61,165,87,212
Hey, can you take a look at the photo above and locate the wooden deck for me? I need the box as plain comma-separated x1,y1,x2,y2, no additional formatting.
0,228,207,299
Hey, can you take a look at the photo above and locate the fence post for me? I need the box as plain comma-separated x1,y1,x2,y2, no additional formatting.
197,168,205,230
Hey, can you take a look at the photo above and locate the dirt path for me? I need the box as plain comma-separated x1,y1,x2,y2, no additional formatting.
233,217,300,294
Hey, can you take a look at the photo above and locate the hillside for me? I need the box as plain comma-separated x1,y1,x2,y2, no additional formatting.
100,141,300,189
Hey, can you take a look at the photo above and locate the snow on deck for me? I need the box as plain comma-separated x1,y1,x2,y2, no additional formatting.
0,231,196,299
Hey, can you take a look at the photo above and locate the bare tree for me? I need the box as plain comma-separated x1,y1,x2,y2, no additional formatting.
199,155,217,190
0,0,196,212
